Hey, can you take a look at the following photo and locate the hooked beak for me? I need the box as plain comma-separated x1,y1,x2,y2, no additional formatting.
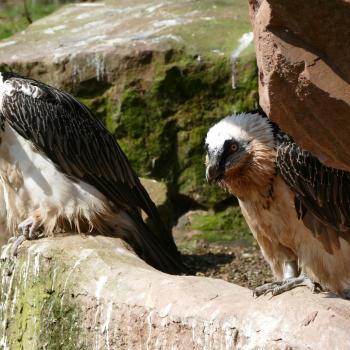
206,161,224,184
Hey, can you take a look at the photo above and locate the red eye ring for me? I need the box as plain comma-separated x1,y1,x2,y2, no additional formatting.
230,142,239,153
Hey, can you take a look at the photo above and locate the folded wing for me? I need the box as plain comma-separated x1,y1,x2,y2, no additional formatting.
0,72,182,272
277,142,350,253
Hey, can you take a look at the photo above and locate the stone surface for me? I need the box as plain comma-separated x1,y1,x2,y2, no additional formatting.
0,0,257,206
1,235,350,349
249,0,350,170
140,177,173,229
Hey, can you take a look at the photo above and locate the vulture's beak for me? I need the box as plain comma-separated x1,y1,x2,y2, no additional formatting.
206,160,223,183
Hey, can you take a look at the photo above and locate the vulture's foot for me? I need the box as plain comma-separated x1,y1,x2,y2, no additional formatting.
253,274,323,297
11,216,42,257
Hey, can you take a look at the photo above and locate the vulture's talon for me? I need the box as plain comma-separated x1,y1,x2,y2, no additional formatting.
254,274,321,298
253,281,281,297
11,235,27,257
18,216,41,240
10,216,42,256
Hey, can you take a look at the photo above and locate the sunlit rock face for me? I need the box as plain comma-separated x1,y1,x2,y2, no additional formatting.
0,0,258,206
1,235,350,349
249,0,350,171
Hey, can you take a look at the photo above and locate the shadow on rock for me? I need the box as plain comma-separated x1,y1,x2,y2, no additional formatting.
182,252,234,274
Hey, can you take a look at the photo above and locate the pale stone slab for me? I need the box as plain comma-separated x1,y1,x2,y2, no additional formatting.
1,235,349,349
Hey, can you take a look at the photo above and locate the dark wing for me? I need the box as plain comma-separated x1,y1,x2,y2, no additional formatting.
0,73,182,272
277,142,350,253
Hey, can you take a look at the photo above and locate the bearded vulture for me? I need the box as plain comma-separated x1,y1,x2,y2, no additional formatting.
205,111,350,299
0,72,183,274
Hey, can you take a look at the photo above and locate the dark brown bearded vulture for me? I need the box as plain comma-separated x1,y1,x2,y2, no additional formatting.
0,71,183,274
205,111,350,299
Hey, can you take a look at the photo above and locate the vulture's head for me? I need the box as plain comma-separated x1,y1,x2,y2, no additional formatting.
205,112,277,198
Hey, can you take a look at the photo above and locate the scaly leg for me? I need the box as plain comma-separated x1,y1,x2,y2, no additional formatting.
253,274,323,297
11,215,42,256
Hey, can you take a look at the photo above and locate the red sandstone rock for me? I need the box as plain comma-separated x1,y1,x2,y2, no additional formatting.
249,0,350,171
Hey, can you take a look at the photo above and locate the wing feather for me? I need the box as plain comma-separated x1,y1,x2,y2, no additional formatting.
277,142,350,251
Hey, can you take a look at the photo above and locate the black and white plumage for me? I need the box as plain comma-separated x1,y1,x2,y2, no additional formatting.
278,142,350,237
0,72,183,274
205,111,350,298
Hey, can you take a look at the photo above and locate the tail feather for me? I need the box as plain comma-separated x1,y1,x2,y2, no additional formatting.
111,211,184,274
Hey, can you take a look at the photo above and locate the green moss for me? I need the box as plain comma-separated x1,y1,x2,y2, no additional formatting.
74,50,257,207
183,206,252,244
1,257,85,350
172,54,258,205
0,3,61,40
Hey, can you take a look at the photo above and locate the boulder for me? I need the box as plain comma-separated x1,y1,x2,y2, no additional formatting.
1,235,350,349
249,0,350,170
140,177,173,229
0,0,257,206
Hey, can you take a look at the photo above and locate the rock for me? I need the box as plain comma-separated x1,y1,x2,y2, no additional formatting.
1,235,350,349
140,177,168,210
173,207,251,248
0,0,257,205
140,177,173,229
249,0,350,170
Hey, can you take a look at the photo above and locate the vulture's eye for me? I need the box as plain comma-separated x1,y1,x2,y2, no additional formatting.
229,142,239,153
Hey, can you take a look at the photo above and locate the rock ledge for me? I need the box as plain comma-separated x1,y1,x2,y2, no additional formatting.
1,235,349,349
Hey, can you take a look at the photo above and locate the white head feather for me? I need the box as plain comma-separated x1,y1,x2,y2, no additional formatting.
205,112,275,153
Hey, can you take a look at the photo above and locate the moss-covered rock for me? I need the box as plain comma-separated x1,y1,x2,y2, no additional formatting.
0,245,85,349
174,206,252,253
0,0,258,207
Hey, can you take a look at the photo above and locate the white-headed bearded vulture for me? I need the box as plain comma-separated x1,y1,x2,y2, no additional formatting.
205,111,350,299
0,71,183,274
